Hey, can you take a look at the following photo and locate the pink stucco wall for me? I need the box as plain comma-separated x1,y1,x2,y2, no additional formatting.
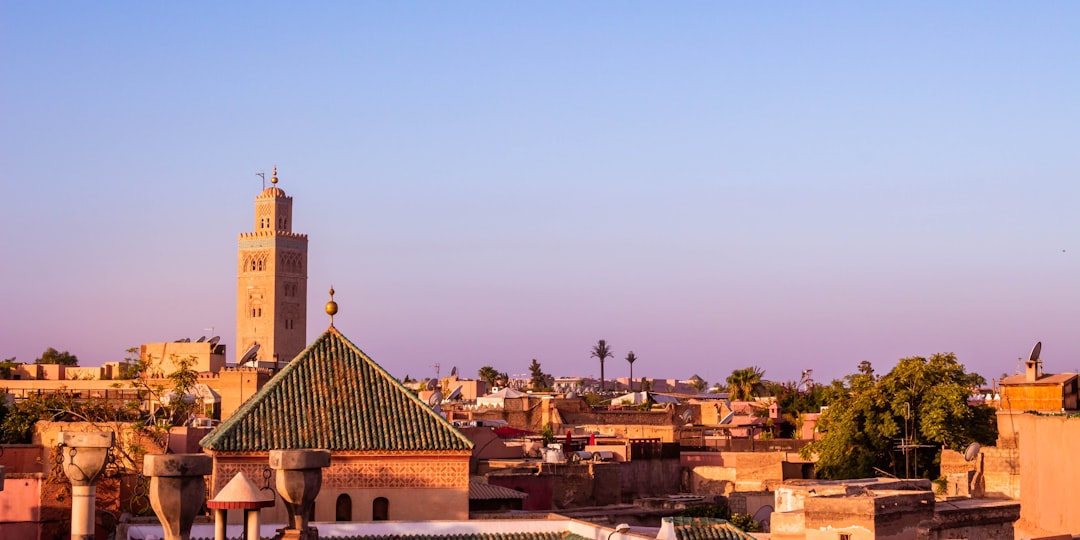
1016,414,1080,536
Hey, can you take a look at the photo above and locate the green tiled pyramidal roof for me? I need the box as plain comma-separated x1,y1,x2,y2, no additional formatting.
662,517,757,540
200,326,473,453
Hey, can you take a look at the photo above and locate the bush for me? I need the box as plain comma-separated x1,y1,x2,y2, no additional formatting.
729,513,761,533
681,502,731,519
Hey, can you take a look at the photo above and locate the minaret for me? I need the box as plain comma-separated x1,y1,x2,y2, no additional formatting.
236,167,308,366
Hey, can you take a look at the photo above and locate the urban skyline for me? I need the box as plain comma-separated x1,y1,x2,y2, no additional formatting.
2,3,1079,385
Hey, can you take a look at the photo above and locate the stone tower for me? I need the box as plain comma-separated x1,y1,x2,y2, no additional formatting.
236,167,308,365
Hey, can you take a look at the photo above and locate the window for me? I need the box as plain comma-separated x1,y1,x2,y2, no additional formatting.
336,494,352,522
839,534,851,540
372,497,389,521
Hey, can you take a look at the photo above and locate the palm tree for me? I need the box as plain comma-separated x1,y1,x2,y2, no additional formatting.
625,351,638,391
591,339,613,391
726,366,766,401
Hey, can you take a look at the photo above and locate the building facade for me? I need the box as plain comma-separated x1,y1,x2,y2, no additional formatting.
236,167,308,366
201,325,474,522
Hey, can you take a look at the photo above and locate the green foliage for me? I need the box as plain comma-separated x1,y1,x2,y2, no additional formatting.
640,378,652,392
582,392,603,406
528,358,552,391
478,366,501,387
804,353,998,480
689,374,708,393
164,355,200,425
681,501,731,518
728,513,761,533
726,366,765,401
625,351,638,391
540,423,555,445
590,339,613,391
35,347,78,366
0,356,19,379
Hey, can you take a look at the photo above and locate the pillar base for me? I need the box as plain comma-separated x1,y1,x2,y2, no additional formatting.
275,526,319,540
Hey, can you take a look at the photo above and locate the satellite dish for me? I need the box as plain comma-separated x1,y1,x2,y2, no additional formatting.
1029,341,1042,362
566,391,579,400
208,336,221,346
446,385,463,401
426,378,438,391
450,366,458,377
964,442,981,462
195,336,206,343
679,409,693,425
428,390,444,413
720,411,735,425
238,344,260,366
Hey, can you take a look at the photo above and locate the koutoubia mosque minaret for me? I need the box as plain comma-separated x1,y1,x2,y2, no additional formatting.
236,167,308,366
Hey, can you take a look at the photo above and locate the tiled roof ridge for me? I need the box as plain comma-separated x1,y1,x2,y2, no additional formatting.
200,330,330,450
200,326,473,452
328,327,473,449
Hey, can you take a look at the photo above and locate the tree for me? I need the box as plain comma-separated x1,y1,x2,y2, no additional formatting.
726,366,766,401
35,347,78,366
803,353,998,480
625,351,638,391
0,356,18,379
688,374,708,393
591,339,613,391
478,366,501,388
640,378,652,392
528,359,552,391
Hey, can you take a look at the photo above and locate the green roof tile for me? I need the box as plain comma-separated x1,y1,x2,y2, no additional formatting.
663,517,757,540
200,326,473,453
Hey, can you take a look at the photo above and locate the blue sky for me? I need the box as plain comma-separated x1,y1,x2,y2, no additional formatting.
2,3,1078,386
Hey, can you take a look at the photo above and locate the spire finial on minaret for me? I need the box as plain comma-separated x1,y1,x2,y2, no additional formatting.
271,165,279,185
325,286,338,327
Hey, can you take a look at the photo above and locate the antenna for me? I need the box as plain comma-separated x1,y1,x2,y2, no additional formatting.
431,362,441,379
256,171,266,190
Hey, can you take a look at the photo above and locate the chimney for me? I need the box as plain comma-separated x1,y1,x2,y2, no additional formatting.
1025,359,1042,382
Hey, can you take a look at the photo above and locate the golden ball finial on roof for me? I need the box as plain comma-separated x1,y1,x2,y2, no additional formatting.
271,165,279,185
326,287,338,326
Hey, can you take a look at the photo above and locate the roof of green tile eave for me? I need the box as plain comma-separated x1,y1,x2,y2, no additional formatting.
200,326,473,453
664,517,757,540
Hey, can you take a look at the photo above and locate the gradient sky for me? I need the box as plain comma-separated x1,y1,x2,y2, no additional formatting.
2,3,1079,387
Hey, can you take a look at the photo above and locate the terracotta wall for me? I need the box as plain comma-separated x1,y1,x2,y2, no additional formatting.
0,444,44,474
1016,414,1080,535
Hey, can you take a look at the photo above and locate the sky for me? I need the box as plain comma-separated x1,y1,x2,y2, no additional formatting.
2,3,1079,387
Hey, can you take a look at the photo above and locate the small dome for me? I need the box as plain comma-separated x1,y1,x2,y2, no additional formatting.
258,186,287,199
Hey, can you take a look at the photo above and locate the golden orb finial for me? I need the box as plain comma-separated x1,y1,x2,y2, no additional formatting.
325,286,338,326
271,165,279,185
